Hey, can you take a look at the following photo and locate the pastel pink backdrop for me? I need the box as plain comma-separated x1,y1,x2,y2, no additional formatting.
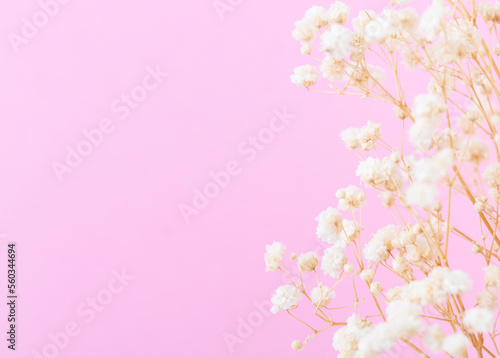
0,0,486,357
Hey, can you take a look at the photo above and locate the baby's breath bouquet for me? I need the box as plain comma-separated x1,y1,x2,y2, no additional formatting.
265,1,500,357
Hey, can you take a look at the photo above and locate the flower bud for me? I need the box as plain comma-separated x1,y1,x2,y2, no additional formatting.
300,44,312,55
370,282,384,294
472,244,481,254
380,191,395,208
432,201,443,212
344,264,354,274
360,269,374,282
292,340,303,351
394,106,407,120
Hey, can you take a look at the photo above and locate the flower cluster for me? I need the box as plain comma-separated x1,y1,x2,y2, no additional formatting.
265,0,500,356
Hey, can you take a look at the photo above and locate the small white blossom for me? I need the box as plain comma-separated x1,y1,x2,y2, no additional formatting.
290,65,318,88
264,241,286,272
316,207,344,244
321,24,352,60
442,333,469,356
271,285,302,313
463,307,495,333
297,252,319,272
325,1,350,26
418,0,449,41
321,243,347,278
311,284,335,307
442,270,473,295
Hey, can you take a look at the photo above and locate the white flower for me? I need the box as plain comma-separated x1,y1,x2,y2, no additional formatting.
484,265,500,290
325,1,350,26
442,270,473,295
424,324,446,353
291,340,303,351
356,322,398,357
353,10,377,33
460,137,489,164
418,0,449,41
358,121,381,151
364,15,393,44
483,163,500,188
360,268,375,282
321,24,352,60
412,93,447,123
320,56,345,82
290,65,318,88
463,307,495,333
442,333,469,356
409,121,435,149
297,251,319,272
316,207,344,244
292,19,316,44
340,219,360,243
264,241,286,272
271,285,302,313
311,284,335,307
304,5,328,28
321,243,347,278
340,127,361,149
356,157,385,187
386,300,423,338
370,281,384,294
363,225,399,263
333,314,372,355
406,182,437,208
477,289,498,310
337,185,366,210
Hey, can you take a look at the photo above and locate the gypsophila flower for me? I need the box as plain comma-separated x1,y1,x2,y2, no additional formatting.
332,314,372,355
264,241,286,272
311,284,335,307
316,207,344,244
304,6,328,28
271,285,302,313
484,265,500,290
483,163,500,188
290,65,318,88
360,268,375,282
337,185,366,210
340,127,361,150
356,322,398,357
292,19,316,44
325,1,350,26
291,340,303,351
321,24,352,60
463,307,495,333
424,324,446,353
270,1,500,353
363,225,399,263
321,243,347,277
418,0,449,41
320,56,346,82
358,121,381,151
442,270,473,295
442,333,469,356
477,289,499,310
297,251,319,272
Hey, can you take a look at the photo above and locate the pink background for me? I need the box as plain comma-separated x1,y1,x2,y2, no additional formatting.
0,0,486,357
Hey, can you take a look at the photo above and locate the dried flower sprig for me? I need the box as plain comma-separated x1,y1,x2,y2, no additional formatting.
265,1,500,357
